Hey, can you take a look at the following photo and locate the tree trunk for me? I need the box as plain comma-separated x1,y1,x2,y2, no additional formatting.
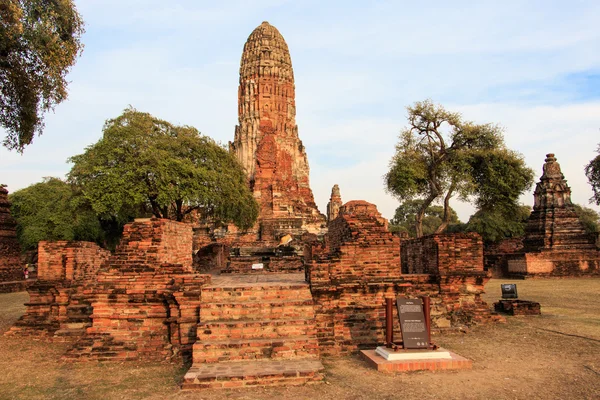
149,196,163,219
175,199,183,222
415,193,437,237
435,182,457,234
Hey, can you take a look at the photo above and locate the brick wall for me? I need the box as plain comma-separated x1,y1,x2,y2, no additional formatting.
7,241,110,338
307,204,498,355
401,233,485,275
484,238,524,278
65,218,210,362
507,250,600,277
37,241,110,281
116,218,193,270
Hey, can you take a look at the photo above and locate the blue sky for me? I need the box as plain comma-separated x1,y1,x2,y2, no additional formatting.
2,0,600,221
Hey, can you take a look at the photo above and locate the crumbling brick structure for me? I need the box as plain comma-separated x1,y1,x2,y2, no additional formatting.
65,219,210,362
229,21,326,240
306,201,498,355
8,219,212,362
504,154,600,277
0,185,23,292
483,238,524,278
7,241,110,338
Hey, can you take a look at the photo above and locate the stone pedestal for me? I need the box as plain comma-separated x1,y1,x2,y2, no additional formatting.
361,348,472,372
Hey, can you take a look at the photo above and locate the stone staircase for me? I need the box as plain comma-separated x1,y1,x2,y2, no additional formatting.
183,274,324,389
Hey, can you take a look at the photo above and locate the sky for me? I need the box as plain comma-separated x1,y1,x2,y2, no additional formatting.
1,0,600,222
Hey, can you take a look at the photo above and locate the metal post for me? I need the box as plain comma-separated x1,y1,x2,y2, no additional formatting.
421,296,432,349
385,297,393,347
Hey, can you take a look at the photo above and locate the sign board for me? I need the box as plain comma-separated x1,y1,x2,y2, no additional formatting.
251,263,264,270
396,298,428,349
501,284,518,299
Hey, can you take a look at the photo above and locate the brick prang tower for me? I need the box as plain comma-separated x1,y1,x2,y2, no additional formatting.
230,22,325,240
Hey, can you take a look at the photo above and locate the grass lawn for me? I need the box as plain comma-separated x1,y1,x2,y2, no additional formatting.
0,278,598,400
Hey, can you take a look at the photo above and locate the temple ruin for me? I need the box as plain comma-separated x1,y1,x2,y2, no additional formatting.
6,22,503,389
487,154,600,277
230,21,326,240
0,185,25,293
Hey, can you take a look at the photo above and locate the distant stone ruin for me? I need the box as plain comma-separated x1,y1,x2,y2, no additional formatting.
487,154,600,277
0,185,25,293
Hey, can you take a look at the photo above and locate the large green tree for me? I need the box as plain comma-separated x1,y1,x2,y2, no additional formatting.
573,204,600,234
585,145,600,205
385,100,534,237
68,108,259,228
390,199,459,237
9,177,104,251
0,0,84,151
465,204,531,243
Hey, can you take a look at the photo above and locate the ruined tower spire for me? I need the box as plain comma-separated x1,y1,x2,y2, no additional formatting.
523,153,597,251
230,22,325,237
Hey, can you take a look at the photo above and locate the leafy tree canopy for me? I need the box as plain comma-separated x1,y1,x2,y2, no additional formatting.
385,100,534,237
390,199,459,237
465,204,531,243
9,177,104,251
585,145,600,205
1,0,84,151
68,107,259,228
573,204,600,234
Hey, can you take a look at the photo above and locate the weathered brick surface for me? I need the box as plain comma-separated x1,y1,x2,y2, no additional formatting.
307,202,499,355
484,238,524,278
494,300,541,316
7,219,213,363
6,241,110,338
0,185,22,286
229,21,326,238
497,154,600,277
402,233,485,275
507,250,600,277
185,274,323,389
37,241,111,281
64,219,210,362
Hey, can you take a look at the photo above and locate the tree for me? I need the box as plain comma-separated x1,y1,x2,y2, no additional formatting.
465,204,531,243
68,107,259,228
1,0,84,151
390,199,459,237
573,204,600,234
385,100,534,237
585,145,600,205
9,177,104,251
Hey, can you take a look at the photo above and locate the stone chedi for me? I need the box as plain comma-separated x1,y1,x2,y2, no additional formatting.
506,154,600,276
523,153,596,251
0,185,23,289
230,22,325,239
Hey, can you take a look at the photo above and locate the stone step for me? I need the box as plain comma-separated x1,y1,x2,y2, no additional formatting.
182,359,324,389
198,318,316,341
199,299,315,322
201,285,310,302
192,336,320,363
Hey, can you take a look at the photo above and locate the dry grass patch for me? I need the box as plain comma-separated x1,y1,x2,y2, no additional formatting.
0,278,599,400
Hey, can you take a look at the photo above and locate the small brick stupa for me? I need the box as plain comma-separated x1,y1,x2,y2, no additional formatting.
326,184,342,224
230,21,326,240
0,185,23,291
506,154,600,276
